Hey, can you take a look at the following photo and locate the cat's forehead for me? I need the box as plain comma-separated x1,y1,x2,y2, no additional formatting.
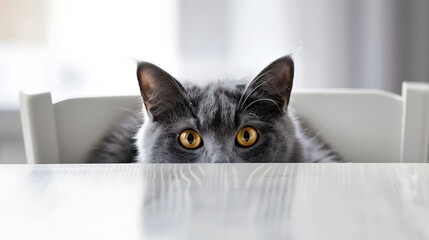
185,81,246,131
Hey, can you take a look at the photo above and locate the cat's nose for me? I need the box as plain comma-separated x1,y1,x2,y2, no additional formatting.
203,138,233,163
210,154,231,163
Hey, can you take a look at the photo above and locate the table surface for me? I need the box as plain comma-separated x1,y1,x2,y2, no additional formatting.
1,163,429,240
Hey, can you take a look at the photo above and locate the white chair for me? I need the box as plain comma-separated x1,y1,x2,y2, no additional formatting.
20,82,429,164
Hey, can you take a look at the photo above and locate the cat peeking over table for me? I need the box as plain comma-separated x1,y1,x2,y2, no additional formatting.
87,55,341,163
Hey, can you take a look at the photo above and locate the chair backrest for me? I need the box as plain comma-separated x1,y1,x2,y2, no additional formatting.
20,94,141,164
20,82,429,164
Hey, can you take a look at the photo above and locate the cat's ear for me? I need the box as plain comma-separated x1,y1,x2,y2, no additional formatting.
241,55,294,111
136,62,188,120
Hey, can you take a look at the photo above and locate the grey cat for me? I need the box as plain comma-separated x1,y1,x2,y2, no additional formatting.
87,55,340,163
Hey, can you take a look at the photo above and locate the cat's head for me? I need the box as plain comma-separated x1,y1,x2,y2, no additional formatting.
135,56,299,163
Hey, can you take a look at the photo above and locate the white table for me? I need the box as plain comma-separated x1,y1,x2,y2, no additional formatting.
1,163,428,240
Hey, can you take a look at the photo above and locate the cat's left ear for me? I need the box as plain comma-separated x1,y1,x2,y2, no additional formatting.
136,62,189,121
242,55,294,109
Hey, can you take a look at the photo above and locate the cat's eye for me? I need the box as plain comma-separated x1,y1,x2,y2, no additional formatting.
236,127,258,147
179,129,202,149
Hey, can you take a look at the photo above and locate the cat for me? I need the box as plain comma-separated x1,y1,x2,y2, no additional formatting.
87,55,341,163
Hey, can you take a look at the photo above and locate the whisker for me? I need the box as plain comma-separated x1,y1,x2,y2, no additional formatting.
239,80,268,110
241,98,283,116
237,69,273,111
242,112,260,120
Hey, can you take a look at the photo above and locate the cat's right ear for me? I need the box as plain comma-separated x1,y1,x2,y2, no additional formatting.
239,55,294,113
136,62,188,120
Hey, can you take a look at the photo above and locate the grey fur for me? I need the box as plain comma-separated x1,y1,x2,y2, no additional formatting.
87,56,341,163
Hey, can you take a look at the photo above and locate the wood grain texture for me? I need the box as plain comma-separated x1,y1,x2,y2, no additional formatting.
0,163,428,240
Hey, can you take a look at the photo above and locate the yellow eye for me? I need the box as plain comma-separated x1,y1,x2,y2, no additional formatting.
179,129,202,149
236,127,258,147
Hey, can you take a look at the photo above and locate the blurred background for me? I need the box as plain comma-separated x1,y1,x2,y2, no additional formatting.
1,0,429,163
